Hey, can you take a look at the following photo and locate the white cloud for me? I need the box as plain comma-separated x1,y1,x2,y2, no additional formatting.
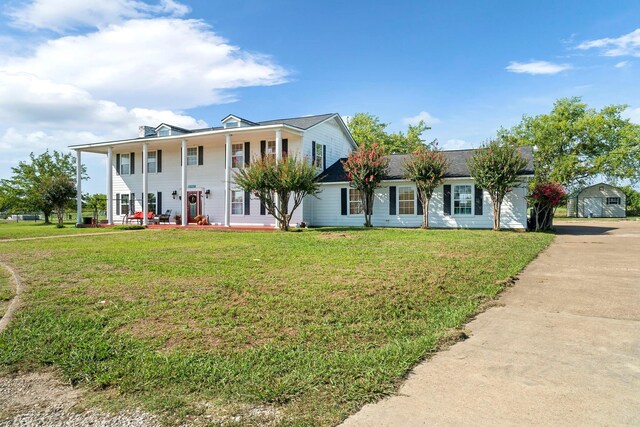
623,107,640,124
402,111,441,126
577,28,640,57
615,60,629,68
2,18,288,110
441,139,470,150
505,60,572,75
7,0,189,32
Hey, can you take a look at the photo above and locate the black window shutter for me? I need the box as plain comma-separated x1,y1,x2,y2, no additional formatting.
474,186,483,215
260,201,266,215
244,142,250,167
311,141,316,164
260,140,266,159
116,193,120,215
389,186,397,215
244,191,250,215
130,192,135,214
130,153,135,174
417,191,423,215
157,192,162,215
341,188,348,215
157,150,162,173
116,154,120,176
323,145,327,170
198,146,204,165
282,138,288,158
443,185,452,215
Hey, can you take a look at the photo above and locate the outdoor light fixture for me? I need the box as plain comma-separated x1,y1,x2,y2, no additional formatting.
172,190,177,199
205,189,211,199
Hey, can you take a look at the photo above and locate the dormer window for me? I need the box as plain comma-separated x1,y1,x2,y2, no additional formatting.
158,127,170,137
224,121,239,129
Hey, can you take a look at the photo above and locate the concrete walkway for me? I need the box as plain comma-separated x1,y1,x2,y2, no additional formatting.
342,220,640,426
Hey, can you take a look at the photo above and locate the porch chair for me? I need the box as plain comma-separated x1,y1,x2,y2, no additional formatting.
157,209,172,224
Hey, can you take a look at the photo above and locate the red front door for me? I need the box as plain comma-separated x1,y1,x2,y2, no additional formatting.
187,191,202,223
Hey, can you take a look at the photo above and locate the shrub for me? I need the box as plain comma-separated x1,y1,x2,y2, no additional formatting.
529,182,566,231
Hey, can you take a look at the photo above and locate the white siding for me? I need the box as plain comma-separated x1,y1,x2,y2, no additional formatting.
301,116,354,224
111,134,304,226
308,179,529,229
571,184,626,218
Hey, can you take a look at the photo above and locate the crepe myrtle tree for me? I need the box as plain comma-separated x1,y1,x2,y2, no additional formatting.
468,139,527,231
234,155,320,231
529,182,566,231
404,144,448,228
342,143,390,227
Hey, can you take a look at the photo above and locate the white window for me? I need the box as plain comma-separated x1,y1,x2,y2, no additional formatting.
398,187,415,215
606,197,621,205
454,185,473,215
224,121,239,128
147,193,156,214
120,153,130,175
232,143,244,168
266,141,276,158
147,151,157,173
186,147,198,166
231,190,244,215
349,189,363,215
121,194,129,215
158,127,170,137
315,143,323,168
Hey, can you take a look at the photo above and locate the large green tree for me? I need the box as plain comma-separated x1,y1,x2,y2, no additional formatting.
500,97,640,190
348,113,432,153
0,150,86,223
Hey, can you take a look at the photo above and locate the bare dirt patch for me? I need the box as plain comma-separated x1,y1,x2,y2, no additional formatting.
0,371,160,426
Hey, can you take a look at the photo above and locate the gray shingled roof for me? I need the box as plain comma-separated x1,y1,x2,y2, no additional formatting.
318,146,535,183
256,113,337,129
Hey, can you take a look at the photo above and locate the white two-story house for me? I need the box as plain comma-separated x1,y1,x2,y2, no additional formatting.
70,113,357,226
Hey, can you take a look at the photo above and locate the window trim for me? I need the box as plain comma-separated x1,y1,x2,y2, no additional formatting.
119,153,131,175
606,196,621,205
120,194,130,216
231,143,244,169
231,189,244,216
314,143,323,168
453,184,473,216
147,192,156,214
186,147,198,166
146,151,157,174
398,186,416,216
157,126,171,137
348,188,364,215
265,140,276,158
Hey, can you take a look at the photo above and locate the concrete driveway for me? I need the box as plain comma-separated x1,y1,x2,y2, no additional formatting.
341,220,640,426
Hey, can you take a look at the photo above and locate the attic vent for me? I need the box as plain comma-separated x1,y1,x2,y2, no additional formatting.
225,121,239,128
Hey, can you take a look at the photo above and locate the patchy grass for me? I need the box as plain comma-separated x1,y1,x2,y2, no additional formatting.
0,221,123,240
0,266,14,318
0,228,553,425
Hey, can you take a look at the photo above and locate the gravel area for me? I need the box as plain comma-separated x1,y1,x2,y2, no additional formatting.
0,372,160,427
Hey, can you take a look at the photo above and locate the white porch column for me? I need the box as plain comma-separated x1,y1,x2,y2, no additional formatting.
76,150,82,225
275,128,282,161
224,133,232,227
181,139,187,227
106,147,113,225
142,143,148,225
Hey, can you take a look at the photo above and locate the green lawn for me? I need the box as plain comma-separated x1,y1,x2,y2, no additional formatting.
0,266,14,318
0,227,553,425
0,220,123,240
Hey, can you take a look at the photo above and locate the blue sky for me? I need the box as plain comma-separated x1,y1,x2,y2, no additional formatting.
1,0,639,193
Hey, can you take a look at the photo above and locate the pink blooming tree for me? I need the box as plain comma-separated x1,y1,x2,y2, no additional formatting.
529,181,566,231
342,143,389,227
468,139,528,231
404,144,448,228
